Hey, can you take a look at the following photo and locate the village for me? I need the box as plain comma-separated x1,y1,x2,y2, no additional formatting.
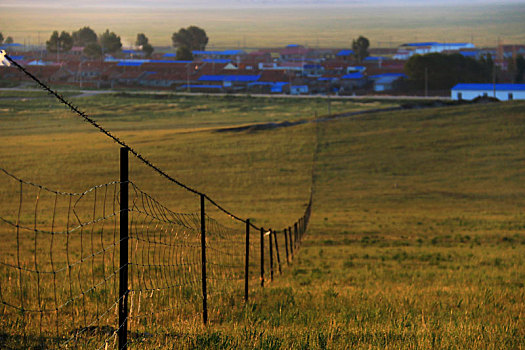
1,37,524,99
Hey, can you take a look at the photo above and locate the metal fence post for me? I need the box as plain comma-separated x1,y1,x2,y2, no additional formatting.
288,226,294,258
293,223,298,249
273,230,282,275
200,194,208,325
118,147,129,350
244,219,250,302
269,229,274,281
260,227,264,287
284,228,289,265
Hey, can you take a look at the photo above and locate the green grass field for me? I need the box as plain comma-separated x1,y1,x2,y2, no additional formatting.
0,90,524,348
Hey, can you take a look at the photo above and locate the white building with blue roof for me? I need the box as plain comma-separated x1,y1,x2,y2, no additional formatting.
451,84,525,101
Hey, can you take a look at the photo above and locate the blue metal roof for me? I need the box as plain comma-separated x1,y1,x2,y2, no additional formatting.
181,84,223,89
117,61,143,67
342,72,364,79
460,51,478,57
193,50,244,56
337,49,354,56
148,59,191,64
248,82,288,87
0,43,23,48
163,53,177,57
122,49,139,54
198,74,260,82
452,83,525,91
203,59,231,64
364,56,385,61
370,73,407,78
303,64,323,69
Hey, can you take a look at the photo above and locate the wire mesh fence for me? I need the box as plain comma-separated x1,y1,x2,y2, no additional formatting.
0,53,314,349
0,151,312,349
0,168,123,348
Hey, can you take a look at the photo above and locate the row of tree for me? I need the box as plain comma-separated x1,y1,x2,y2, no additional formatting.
42,26,210,60
40,27,373,64
42,26,211,60
0,33,14,45
404,52,525,91
44,27,155,58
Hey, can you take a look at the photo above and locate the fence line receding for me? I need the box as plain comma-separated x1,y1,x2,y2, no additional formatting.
0,53,315,349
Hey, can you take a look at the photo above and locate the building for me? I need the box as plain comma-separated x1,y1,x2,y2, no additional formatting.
451,83,525,101
369,73,407,92
394,42,475,60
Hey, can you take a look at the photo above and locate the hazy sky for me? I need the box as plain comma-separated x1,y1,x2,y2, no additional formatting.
1,0,523,47
1,0,523,7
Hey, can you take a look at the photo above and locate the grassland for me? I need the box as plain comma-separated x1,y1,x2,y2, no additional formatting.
0,89,524,348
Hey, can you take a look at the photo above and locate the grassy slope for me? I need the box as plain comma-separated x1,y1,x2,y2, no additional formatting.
0,91,524,348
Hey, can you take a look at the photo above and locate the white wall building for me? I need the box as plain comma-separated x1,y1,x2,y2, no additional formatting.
394,42,475,60
451,84,525,101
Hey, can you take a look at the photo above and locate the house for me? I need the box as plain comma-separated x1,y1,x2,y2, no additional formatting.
369,73,407,92
340,72,367,91
197,74,260,91
290,85,308,95
451,83,525,101
394,42,475,60
302,64,324,78
336,49,355,61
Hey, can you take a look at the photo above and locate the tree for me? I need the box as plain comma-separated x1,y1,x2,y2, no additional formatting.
176,46,193,61
136,33,149,47
142,43,154,58
0,33,3,44
5,36,13,44
172,26,208,51
83,42,103,58
352,36,369,63
72,26,97,46
404,53,493,91
100,29,122,54
136,33,154,58
46,30,73,53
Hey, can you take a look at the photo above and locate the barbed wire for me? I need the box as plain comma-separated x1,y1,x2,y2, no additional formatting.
3,53,268,230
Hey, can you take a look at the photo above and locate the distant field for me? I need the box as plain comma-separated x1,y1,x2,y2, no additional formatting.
0,89,524,348
1,4,524,49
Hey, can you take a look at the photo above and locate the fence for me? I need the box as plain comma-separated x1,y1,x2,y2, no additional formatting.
0,53,314,349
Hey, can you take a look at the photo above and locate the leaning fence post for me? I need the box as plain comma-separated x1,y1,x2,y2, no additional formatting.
200,194,208,325
118,147,129,350
269,229,274,281
260,227,264,287
273,230,282,275
244,219,250,302
284,228,289,265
